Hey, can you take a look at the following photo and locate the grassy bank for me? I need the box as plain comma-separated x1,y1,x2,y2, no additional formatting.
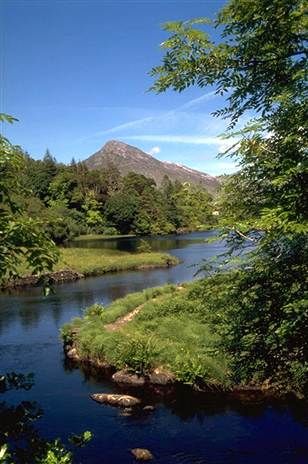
56,248,178,276
15,248,179,280
61,266,307,397
61,278,232,388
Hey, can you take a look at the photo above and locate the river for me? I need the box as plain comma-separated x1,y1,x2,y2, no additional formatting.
0,231,307,463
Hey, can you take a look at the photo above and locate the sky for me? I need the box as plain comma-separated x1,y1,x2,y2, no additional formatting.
1,0,239,176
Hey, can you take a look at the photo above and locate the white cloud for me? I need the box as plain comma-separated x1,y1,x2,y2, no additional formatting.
178,91,216,110
80,91,218,142
123,134,239,153
91,116,156,137
148,146,161,156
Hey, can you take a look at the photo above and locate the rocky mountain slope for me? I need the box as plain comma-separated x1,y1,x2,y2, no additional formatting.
85,140,219,193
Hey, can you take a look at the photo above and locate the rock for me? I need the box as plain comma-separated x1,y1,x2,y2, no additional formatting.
131,448,154,461
2,269,84,289
143,405,155,412
90,393,141,407
112,370,145,386
148,368,175,385
66,347,80,361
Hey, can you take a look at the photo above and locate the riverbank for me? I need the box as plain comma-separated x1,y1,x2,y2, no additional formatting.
61,284,231,390
61,277,305,400
2,248,179,289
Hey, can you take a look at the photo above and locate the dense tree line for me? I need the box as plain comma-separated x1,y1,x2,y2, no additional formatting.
14,149,216,243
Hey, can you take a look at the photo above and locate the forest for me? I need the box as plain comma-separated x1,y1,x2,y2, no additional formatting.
13,148,216,242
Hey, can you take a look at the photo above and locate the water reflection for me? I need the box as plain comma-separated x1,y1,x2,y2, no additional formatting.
68,231,211,252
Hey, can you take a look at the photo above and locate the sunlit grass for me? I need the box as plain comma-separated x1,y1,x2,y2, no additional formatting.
62,279,231,388
17,247,179,278
56,247,178,275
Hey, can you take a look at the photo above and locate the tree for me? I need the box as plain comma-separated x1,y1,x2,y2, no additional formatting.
173,182,214,230
26,149,58,203
104,192,139,234
0,127,59,285
151,0,308,391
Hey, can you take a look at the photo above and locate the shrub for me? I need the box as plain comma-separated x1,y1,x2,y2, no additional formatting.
136,239,152,253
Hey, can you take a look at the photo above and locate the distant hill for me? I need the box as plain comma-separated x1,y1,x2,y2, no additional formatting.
85,140,219,194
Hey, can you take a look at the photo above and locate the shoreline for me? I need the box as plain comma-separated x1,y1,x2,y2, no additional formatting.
60,280,306,403
63,340,304,402
1,257,179,290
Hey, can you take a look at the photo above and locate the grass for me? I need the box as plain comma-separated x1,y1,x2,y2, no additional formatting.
61,278,231,388
17,247,179,278
56,248,178,276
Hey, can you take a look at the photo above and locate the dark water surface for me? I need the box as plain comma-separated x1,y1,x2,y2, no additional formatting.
1,231,307,463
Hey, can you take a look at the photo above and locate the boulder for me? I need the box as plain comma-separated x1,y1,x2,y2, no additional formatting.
66,347,80,361
90,393,141,407
131,448,154,461
148,367,175,385
112,370,145,386
143,405,155,412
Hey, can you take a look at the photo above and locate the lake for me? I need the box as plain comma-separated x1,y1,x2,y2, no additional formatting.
0,231,307,463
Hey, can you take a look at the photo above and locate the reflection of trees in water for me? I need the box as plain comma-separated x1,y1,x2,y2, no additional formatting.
0,373,91,463
0,373,44,463
64,360,308,429
69,235,207,253
0,293,71,336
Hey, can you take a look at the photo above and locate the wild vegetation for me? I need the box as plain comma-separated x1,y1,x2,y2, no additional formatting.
62,281,230,387
14,148,217,243
150,0,307,394
62,263,307,394
52,247,177,276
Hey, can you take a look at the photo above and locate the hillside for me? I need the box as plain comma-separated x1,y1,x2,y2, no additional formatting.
85,140,219,193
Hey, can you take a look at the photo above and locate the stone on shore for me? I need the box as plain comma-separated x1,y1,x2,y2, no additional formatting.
90,393,141,407
148,367,175,385
112,370,146,386
143,405,155,412
66,347,81,361
131,448,154,461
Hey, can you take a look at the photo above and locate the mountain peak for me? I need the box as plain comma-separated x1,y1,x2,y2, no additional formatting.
85,140,219,193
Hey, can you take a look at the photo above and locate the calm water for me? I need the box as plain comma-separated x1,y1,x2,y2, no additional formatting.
1,231,307,463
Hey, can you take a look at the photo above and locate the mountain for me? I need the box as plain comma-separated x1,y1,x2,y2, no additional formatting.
85,140,219,193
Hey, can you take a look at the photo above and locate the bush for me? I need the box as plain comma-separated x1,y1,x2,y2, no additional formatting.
136,239,152,253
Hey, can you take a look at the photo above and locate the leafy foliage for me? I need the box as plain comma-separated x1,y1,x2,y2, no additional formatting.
4,145,215,245
0,133,59,285
151,0,307,392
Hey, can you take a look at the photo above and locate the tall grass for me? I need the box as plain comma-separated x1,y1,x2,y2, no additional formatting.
62,279,231,387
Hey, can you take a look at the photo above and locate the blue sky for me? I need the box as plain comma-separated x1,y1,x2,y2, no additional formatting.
1,0,238,175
